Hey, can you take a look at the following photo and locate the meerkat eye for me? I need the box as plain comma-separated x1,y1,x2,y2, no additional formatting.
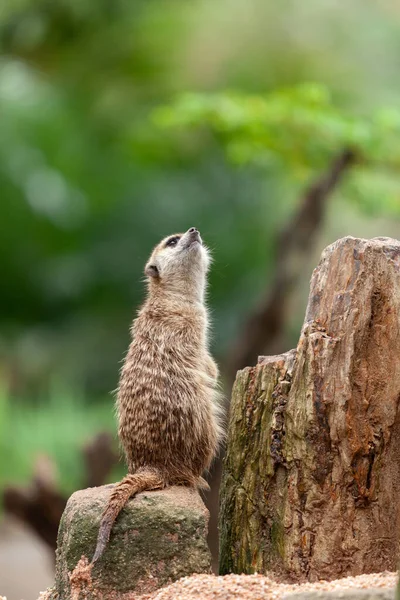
165,236,181,248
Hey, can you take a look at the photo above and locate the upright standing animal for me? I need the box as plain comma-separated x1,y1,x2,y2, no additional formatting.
92,226,223,563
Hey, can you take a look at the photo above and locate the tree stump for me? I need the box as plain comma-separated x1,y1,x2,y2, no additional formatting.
220,236,400,581
53,485,212,599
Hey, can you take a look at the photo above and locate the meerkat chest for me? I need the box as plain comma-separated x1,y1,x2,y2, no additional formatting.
119,315,209,417
123,309,207,383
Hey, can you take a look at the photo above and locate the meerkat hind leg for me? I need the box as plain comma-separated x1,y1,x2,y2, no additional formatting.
197,476,211,491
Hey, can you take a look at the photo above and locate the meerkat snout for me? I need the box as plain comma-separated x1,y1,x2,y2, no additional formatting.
183,227,202,249
187,227,200,241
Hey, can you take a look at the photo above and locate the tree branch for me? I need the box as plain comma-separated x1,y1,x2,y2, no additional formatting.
225,149,356,382
2,432,118,552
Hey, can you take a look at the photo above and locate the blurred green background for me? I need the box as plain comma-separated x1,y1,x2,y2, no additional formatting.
1,1,400,594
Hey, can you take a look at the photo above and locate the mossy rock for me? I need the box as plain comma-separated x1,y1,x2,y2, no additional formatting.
53,485,212,599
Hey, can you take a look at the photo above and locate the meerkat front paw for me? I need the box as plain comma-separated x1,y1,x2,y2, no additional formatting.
205,355,219,382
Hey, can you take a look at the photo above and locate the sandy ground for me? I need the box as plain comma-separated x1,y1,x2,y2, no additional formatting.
145,572,398,600
0,517,54,600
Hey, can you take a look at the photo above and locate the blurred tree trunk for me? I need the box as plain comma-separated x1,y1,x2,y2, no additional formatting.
220,236,400,581
225,149,355,384
3,432,117,552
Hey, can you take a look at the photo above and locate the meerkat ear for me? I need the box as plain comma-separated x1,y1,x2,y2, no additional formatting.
145,263,160,278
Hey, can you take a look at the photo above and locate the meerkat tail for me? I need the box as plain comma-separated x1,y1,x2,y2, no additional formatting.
92,468,165,563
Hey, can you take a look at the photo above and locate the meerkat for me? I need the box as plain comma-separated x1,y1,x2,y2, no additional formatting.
92,226,224,563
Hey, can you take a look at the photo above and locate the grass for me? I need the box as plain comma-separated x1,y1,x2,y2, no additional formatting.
0,385,122,496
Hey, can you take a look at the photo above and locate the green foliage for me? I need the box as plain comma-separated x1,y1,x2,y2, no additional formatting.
1,0,400,493
0,386,120,495
154,84,400,214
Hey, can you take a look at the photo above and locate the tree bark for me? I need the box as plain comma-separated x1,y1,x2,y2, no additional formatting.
220,236,400,581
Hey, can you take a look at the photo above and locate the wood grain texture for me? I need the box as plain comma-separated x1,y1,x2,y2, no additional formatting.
220,236,400,581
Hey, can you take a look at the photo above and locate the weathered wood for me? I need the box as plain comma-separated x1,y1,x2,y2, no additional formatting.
220,236,400,581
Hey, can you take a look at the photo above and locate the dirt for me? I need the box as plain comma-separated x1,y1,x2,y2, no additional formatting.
139,571,397,600
0,517,53,600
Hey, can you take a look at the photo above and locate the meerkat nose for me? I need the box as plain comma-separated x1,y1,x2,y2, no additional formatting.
189,227,198,233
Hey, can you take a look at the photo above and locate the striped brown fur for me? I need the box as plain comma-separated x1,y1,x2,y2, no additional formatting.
92,227,224,563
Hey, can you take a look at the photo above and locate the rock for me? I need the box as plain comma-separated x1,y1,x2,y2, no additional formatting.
53,485,212,599
220,237,400,580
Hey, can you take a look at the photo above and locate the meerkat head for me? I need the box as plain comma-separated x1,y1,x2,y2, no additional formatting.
145,227,211,301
